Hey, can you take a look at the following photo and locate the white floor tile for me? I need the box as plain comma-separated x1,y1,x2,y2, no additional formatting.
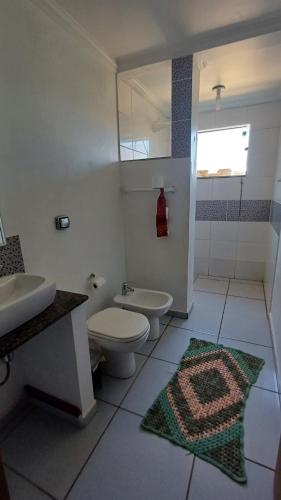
95,354,147,406
228,280,264,300
5,468,51,500
220,296,272,346
194,277,229,295
67,409,193,500
219,338,278,392
244,387,280,469
152,326,216,364
2,402,116,500
0,404,32,445
171,291,225,336
188,458,274,500
121,357,176,416
136,324,166,356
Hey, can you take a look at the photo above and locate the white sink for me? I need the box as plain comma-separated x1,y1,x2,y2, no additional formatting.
0,273,56,337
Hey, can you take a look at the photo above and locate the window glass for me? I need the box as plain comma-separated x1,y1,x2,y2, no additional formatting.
197,125,250,177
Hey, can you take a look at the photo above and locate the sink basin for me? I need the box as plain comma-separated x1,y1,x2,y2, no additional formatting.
0,273,56,337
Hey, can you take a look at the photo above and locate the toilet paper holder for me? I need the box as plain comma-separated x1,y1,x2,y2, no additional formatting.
88,273,106,289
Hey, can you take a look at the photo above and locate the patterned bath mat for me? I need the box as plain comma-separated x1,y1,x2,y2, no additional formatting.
141,338,264,483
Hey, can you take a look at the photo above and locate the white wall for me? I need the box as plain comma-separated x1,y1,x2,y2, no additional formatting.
268,127,281,387
195,102,281,280
0,0,125,418
121,157,190,313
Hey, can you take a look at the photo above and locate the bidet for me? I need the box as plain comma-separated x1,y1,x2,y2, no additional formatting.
114,287,173,340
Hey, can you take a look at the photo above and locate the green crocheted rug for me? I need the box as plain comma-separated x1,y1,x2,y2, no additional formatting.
141,338,264,483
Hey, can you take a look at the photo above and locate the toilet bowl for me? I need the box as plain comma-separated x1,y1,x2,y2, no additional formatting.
87,307,150,378
114,288,173,340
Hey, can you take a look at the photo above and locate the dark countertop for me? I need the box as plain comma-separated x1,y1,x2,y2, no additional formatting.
0,290,88,358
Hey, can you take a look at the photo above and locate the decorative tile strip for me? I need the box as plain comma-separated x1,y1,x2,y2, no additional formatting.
196,200,271,222
172,55,193,81
172,55,193,159
171,119,192,159
196,200,227,221
239,200,271,222
172,79,192,122
0,235,25,277
226,200,240,221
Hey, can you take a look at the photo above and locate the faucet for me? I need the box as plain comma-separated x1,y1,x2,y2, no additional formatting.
122,281,134,296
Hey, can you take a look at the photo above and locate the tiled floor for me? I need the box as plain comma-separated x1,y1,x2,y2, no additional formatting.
1,279,280,499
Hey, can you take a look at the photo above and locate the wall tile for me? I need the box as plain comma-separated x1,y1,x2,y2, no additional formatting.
196,199,271,222
235,261,264,281
210,240,236,260
248,102,281,130
237,242,266,262
209,258,235,278
195,221,211,240
172,79,192,122
172,119,191,158
238,222,268,243
226,200,240,221
213,107,248,129
172,55,193,81
270,200,281,235
240,200,271,222
0,236,25,277
210,221,239,242
196,179,213,200
196,200,227,221
247,128,280,177
212,177,241,201
242,176,273,200
194,257,209,276
195,239,210,258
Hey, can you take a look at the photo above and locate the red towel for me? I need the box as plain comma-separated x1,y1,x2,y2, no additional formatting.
156,188,168,237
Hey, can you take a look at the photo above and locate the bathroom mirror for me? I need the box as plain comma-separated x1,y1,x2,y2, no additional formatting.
118,60,172,161
0,216,6,246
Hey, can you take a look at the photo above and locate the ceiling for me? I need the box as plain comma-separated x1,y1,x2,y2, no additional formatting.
54,0,281,69
117,31,281,115
198,30,281,108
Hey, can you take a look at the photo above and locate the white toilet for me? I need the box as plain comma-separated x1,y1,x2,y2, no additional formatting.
87,307,150,378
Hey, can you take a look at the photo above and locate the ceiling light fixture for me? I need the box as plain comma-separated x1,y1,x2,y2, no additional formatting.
212,84,226,111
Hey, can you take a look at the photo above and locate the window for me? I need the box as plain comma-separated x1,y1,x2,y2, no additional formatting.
196,125,250,177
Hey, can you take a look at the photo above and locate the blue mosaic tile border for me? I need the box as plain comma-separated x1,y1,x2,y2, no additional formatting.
172,79,192,122
171,55,193,159
196,200,271,222
196,200,227,221
240,200,271,222
171,119,191,159
270,200,281,235
172,55,193,81
0,235,25,277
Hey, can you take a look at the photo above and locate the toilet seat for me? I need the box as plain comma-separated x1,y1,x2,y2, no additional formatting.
87,307,149,343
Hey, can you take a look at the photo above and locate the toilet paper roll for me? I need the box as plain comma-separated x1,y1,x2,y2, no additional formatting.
93,277,106,289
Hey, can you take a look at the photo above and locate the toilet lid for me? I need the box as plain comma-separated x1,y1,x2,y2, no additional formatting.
87,307,149,342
